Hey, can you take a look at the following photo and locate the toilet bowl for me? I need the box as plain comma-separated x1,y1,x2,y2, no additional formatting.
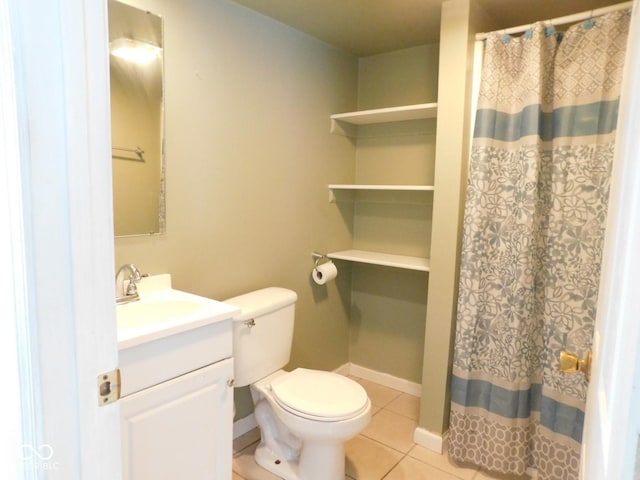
250,369,371,480
224,287,372,480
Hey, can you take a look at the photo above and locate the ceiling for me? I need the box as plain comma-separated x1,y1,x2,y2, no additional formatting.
230,0,630,56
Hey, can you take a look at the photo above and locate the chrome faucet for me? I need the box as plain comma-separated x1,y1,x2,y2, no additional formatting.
116,263,142,304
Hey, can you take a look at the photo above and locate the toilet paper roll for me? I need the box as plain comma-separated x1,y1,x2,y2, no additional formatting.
312,261,338,285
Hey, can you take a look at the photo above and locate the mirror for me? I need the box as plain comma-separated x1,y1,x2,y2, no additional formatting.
108,0,164,236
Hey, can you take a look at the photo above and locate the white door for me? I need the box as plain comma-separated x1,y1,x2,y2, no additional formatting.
3,0,121,478
581,2,640,479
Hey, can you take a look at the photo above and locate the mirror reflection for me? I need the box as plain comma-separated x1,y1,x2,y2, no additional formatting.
109,0,164,236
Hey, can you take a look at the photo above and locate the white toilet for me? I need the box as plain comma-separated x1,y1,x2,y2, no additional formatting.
226,287,371,480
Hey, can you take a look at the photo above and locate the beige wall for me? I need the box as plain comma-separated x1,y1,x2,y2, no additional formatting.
419,0,498,434
357,44,439,110
112,0,358,416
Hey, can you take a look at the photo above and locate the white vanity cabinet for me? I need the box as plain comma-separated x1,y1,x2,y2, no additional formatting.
120,358,233,480
116,274,239,480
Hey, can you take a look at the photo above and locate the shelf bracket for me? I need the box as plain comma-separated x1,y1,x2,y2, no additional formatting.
330,118,357,137
328,188,356,203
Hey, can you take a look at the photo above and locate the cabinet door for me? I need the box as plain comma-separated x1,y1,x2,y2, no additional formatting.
121,359,234,480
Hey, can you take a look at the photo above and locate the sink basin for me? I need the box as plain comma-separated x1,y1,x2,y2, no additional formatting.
116,273,240,397
118,299,205,328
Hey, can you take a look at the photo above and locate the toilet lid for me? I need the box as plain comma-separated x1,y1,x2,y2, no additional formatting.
269,368,369,421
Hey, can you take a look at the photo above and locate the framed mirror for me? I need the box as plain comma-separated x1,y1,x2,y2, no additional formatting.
108,0,164,236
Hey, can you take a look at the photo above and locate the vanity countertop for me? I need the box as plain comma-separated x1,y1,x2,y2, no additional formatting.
116,273,239,350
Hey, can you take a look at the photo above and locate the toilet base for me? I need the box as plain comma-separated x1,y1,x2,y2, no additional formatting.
254,440,346,480
249,371,369,480
298,441,345,480
255,442,298,480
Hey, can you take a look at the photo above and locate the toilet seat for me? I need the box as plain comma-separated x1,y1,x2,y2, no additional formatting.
269,368,369,422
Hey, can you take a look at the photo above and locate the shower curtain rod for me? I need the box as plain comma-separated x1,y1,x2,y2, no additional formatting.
475,1,633,40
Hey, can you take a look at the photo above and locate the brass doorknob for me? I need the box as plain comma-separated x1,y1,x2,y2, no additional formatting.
559,351,592,381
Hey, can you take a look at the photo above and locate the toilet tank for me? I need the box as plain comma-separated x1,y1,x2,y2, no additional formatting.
224,287,297,387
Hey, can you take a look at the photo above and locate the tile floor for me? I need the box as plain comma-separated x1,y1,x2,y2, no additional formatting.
233,376,530,480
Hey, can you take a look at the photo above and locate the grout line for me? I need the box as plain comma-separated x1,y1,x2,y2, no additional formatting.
407,449,476,480
380,449,411,480
358,431,415,457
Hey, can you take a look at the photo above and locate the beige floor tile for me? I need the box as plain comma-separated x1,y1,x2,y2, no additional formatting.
409,445,478,480
385,393,420,421
362,409,417,453
384,456,464,480
232,442,281,480
233,473,245,480
345,435,403,479
233,428,261,456
352,377,402,408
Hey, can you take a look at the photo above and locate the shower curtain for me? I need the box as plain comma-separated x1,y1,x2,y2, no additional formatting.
449,10,631,480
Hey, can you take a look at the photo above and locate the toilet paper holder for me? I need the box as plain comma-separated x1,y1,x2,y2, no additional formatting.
311,252,338,285
311,252,331,271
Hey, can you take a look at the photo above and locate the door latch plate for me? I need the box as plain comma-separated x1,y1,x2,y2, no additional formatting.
98,369,121,406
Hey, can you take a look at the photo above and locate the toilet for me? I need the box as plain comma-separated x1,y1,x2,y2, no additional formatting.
226,287,371,480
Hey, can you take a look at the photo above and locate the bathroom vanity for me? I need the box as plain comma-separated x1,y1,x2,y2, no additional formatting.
116,274,239,479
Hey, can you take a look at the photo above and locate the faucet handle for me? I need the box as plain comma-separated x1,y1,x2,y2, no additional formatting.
125,276,139,296
125,267,142,295
116,263,143,298
128,264,142,282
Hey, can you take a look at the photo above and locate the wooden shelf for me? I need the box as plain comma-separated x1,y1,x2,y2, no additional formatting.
327,249,430,272
328,184,434,202
331,103,437,125
330,103,437,136
329,184,434,191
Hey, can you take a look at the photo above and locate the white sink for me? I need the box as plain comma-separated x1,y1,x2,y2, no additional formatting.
116,275,238,348
118,299,203,328
117,274,239,397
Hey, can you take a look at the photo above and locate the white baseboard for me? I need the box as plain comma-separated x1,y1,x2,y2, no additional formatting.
233,413,257,440
333,362,351,376
347,363,422,397
413,426,445,454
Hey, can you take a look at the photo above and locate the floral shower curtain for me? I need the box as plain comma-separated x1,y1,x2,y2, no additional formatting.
449,10,631,480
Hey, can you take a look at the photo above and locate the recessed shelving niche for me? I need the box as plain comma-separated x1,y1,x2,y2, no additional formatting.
327,102,436,272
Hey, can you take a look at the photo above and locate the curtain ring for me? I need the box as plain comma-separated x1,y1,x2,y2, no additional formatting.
582,10,596,30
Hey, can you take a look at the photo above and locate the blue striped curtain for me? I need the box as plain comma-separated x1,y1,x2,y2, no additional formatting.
449,10,631,480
